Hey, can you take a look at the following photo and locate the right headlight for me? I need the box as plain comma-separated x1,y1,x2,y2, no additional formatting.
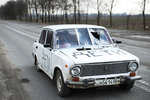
128,62,138,72
70,66,81,77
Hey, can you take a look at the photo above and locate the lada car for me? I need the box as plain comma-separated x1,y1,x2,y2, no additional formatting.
32,24,142,97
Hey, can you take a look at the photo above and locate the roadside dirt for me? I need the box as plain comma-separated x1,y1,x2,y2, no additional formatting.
0,40,30,100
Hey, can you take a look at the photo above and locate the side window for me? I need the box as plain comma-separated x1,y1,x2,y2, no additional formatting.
45,31,53,48
39,30,47,44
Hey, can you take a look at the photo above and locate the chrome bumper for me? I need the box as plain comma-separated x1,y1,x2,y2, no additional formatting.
125,75,142,81
66,75,142,89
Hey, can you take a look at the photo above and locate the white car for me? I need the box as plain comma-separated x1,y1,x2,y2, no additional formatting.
32,24,141,97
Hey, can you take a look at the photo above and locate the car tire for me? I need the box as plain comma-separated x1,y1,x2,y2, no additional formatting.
120,81,134,90
34,56,40,72
56,70,71,97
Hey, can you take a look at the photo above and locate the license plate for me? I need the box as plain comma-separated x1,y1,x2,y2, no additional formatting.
95,78,120,86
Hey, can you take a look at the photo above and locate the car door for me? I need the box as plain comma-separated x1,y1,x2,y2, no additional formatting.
36,30,47,68
43,30,53,74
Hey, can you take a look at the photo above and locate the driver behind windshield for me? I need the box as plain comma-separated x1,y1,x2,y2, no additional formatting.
56,29,78,49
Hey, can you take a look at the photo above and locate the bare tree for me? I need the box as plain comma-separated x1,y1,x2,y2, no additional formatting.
47,0,52,23
142,0,146,30
64,0,69,23
64,0,72,23
44,0,48,23
96,0,108,25
57,0,72,23
97,0,103,25
109,0,115,27
85,1,89,24
126,14,131,29
47,0,58,23
77,0,81,23
49,0,56,23
39,0,46,23
27,0,33,22
72,0,77,24
32,0,39,22
24,0,29,21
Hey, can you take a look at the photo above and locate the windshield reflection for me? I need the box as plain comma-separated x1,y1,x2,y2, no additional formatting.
55,28,112,49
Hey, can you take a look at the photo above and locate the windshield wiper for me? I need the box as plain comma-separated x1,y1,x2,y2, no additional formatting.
76,47,91,51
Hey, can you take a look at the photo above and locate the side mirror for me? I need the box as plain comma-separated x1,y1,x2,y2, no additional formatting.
44,44,50,48
112,39,122,44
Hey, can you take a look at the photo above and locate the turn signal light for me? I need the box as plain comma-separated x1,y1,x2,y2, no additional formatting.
130,72,136,77
72,77,80,82
65,64,68,68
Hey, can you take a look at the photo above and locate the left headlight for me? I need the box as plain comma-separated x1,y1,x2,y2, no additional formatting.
70,66,81,77
128,62,138,72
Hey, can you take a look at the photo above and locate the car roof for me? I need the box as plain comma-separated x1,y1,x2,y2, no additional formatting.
43,24,106,31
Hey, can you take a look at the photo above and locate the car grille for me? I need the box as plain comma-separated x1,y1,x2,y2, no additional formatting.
80,61,129,77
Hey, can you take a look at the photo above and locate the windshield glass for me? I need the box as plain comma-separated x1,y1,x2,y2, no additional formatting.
89,28,112,45
77,28,92,46
55,28,112,49
56,29,78,49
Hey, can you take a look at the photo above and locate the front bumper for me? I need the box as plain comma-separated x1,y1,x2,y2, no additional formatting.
66,75,142,89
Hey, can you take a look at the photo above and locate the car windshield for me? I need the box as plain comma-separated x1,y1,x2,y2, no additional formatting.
55,28,112,49
89,28,112,45
56,29,79,49
77,28,92,46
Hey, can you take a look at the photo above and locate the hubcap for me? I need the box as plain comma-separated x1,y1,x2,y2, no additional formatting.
57,75,62,92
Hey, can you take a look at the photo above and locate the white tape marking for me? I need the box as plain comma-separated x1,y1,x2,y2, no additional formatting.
135,80,150,93
138,80,150,87
5,25,37,40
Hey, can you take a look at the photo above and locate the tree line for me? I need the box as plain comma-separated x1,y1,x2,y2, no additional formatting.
0,0,149,30
0,0,27,20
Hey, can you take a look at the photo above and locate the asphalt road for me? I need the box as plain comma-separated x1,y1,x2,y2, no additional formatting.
0,20,150,100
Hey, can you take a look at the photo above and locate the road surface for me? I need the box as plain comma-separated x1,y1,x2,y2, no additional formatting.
0,20,150,100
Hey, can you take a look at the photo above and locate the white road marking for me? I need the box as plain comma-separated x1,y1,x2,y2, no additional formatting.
135,80,150,93
5,25,38,40
138,80,150,87
9,23,40,35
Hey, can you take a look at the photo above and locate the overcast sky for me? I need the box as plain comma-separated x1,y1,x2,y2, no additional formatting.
0,0,9,6
0,0,150,14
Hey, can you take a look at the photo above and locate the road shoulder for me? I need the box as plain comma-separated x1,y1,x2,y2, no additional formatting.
0,40,30,100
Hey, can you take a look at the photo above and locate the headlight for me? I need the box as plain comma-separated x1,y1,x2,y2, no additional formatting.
128,62,138,72
70,66,81,76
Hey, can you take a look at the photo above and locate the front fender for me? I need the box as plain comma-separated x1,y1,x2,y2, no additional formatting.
51,50,74,82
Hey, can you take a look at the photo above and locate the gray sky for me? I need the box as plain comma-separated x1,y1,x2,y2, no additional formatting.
83,0,150,14
0,0,150,14
0,0,10,6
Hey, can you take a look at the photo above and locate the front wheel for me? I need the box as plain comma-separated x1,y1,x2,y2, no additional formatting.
56,70,71,97
34,56,40,72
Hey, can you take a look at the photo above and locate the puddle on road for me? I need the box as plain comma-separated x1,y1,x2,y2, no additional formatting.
20,78,30,83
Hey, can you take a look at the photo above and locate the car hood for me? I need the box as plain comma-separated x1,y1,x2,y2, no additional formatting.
59,47,138,64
